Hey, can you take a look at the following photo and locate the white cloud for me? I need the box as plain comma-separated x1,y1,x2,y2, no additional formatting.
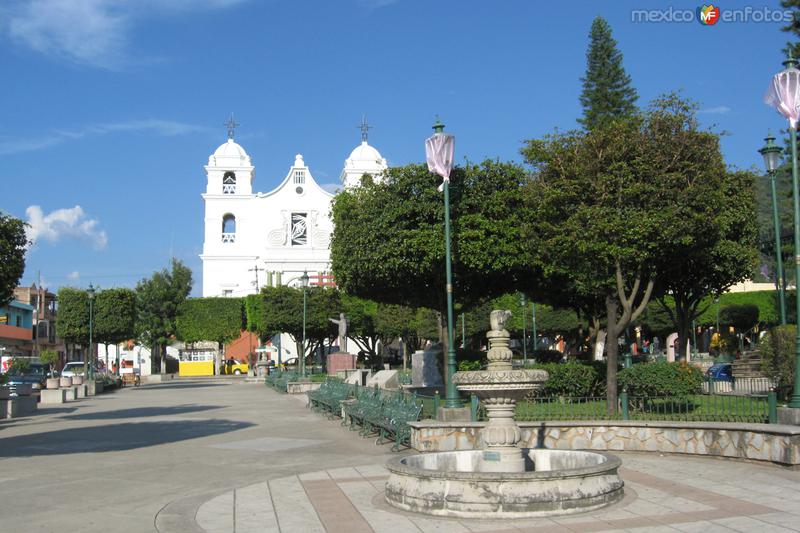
698,106,731,115
2,0,248,69
67,271,80,281
0,119,208,155
25,205,108,250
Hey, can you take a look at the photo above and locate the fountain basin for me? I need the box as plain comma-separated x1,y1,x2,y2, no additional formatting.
385,449,624,518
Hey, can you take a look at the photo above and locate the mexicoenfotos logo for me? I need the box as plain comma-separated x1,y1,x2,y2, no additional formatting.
632,5,794,23
697,4,720,25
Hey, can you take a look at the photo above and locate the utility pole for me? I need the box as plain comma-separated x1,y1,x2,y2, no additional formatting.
248,263,265,293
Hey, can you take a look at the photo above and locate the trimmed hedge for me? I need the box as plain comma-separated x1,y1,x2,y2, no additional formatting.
526,362,601,397
618,361,703,398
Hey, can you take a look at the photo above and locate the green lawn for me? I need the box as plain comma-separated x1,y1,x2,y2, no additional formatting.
514,394,769,423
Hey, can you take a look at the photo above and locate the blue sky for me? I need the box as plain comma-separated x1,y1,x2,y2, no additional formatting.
0,0,795,296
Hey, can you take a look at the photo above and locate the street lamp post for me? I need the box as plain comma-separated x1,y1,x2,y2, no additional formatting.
765,56,800,409
531,301,537,354
86,284,95,381
760,131,788,325
300,270,309,378
425,118,459,409
520,294,527,365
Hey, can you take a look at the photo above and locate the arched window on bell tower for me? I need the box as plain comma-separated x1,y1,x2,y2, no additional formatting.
223,172,236,194
222,214,236,243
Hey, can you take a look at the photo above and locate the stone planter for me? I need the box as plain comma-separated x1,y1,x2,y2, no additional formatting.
72,376,84,385
46,378,61,389
0,386,9,400
59,377,73,388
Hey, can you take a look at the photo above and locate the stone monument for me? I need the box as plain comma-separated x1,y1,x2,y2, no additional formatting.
411,346,443,388
326,313,357,376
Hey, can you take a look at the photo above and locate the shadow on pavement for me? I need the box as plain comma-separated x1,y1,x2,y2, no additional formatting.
0,418,253,457
140,383,228,390
61,404,223,420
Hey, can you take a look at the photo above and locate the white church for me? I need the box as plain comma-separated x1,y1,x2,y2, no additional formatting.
200,118,388,298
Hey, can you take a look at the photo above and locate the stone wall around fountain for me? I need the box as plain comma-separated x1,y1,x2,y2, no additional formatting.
385,449,624,518
409,420,800,466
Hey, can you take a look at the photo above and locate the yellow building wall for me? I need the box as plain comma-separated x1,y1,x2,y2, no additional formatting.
179,361,215,377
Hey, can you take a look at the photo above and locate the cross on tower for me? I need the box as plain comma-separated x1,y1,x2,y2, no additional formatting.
358,115,372,142
224,113,240,139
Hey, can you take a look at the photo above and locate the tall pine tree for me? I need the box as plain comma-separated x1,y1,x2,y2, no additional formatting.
579,17,638,130
781,0,800,57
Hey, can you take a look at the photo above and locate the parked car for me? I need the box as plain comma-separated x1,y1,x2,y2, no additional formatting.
220,359,249,375
60,361,97,378
6,363,49,393
706,363,733,382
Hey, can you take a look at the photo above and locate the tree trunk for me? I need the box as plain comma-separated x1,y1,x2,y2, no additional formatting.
605,297,620,415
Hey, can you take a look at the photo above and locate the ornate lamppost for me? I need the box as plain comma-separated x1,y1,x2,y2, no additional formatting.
765,56,800,409
759,131,788,325
86,283,95,381
425,118,459,408
300,270,309,377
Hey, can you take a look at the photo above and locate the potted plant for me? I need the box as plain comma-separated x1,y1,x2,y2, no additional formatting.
8,358,32,396
39,349,61,389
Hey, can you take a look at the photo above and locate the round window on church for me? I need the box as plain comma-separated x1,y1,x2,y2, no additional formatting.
295,186,304,195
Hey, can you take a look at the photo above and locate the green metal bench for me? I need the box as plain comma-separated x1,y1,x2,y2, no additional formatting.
344,388,422,451
308,380,352,418
373,394,422,451
265,370,298,393
343,386,382,432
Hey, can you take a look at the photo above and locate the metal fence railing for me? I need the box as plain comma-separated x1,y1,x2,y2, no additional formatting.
703,377,775,396
504,391,776,424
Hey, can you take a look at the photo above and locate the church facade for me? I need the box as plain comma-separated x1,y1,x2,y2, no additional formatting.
200,122,388,298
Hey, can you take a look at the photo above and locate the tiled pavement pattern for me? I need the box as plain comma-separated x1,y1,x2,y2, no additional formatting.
193,453,800,533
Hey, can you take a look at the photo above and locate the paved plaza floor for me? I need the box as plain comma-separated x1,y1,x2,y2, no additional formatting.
1,380,799,533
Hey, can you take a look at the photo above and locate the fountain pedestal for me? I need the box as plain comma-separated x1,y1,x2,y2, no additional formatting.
452,325,545,472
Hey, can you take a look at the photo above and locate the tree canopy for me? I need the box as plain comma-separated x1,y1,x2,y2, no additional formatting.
249,285,340,359
521,95,756,411
94,288,137,346
0,214,28,306
135,259,192,373
56,287,89,344
176,297,244,345
331,160,534,314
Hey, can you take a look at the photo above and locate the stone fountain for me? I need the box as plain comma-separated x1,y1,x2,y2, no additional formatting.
385,310,624,518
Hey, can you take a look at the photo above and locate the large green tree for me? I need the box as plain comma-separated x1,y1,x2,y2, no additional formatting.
578,16,638,130
94,288,137,365
646,98,759,353
250,285,340,363
176,297,244,372
0,214,28,306
135,259,192,374
56,287,89,349
523,97,730,413
782,0,800,57
331,160,535,356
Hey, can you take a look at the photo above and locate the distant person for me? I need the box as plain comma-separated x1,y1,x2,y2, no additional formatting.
652,336,660,354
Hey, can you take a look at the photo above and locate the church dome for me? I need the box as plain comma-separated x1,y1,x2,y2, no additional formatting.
348,141,383,162
208,138,252,167
214,139,249,158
